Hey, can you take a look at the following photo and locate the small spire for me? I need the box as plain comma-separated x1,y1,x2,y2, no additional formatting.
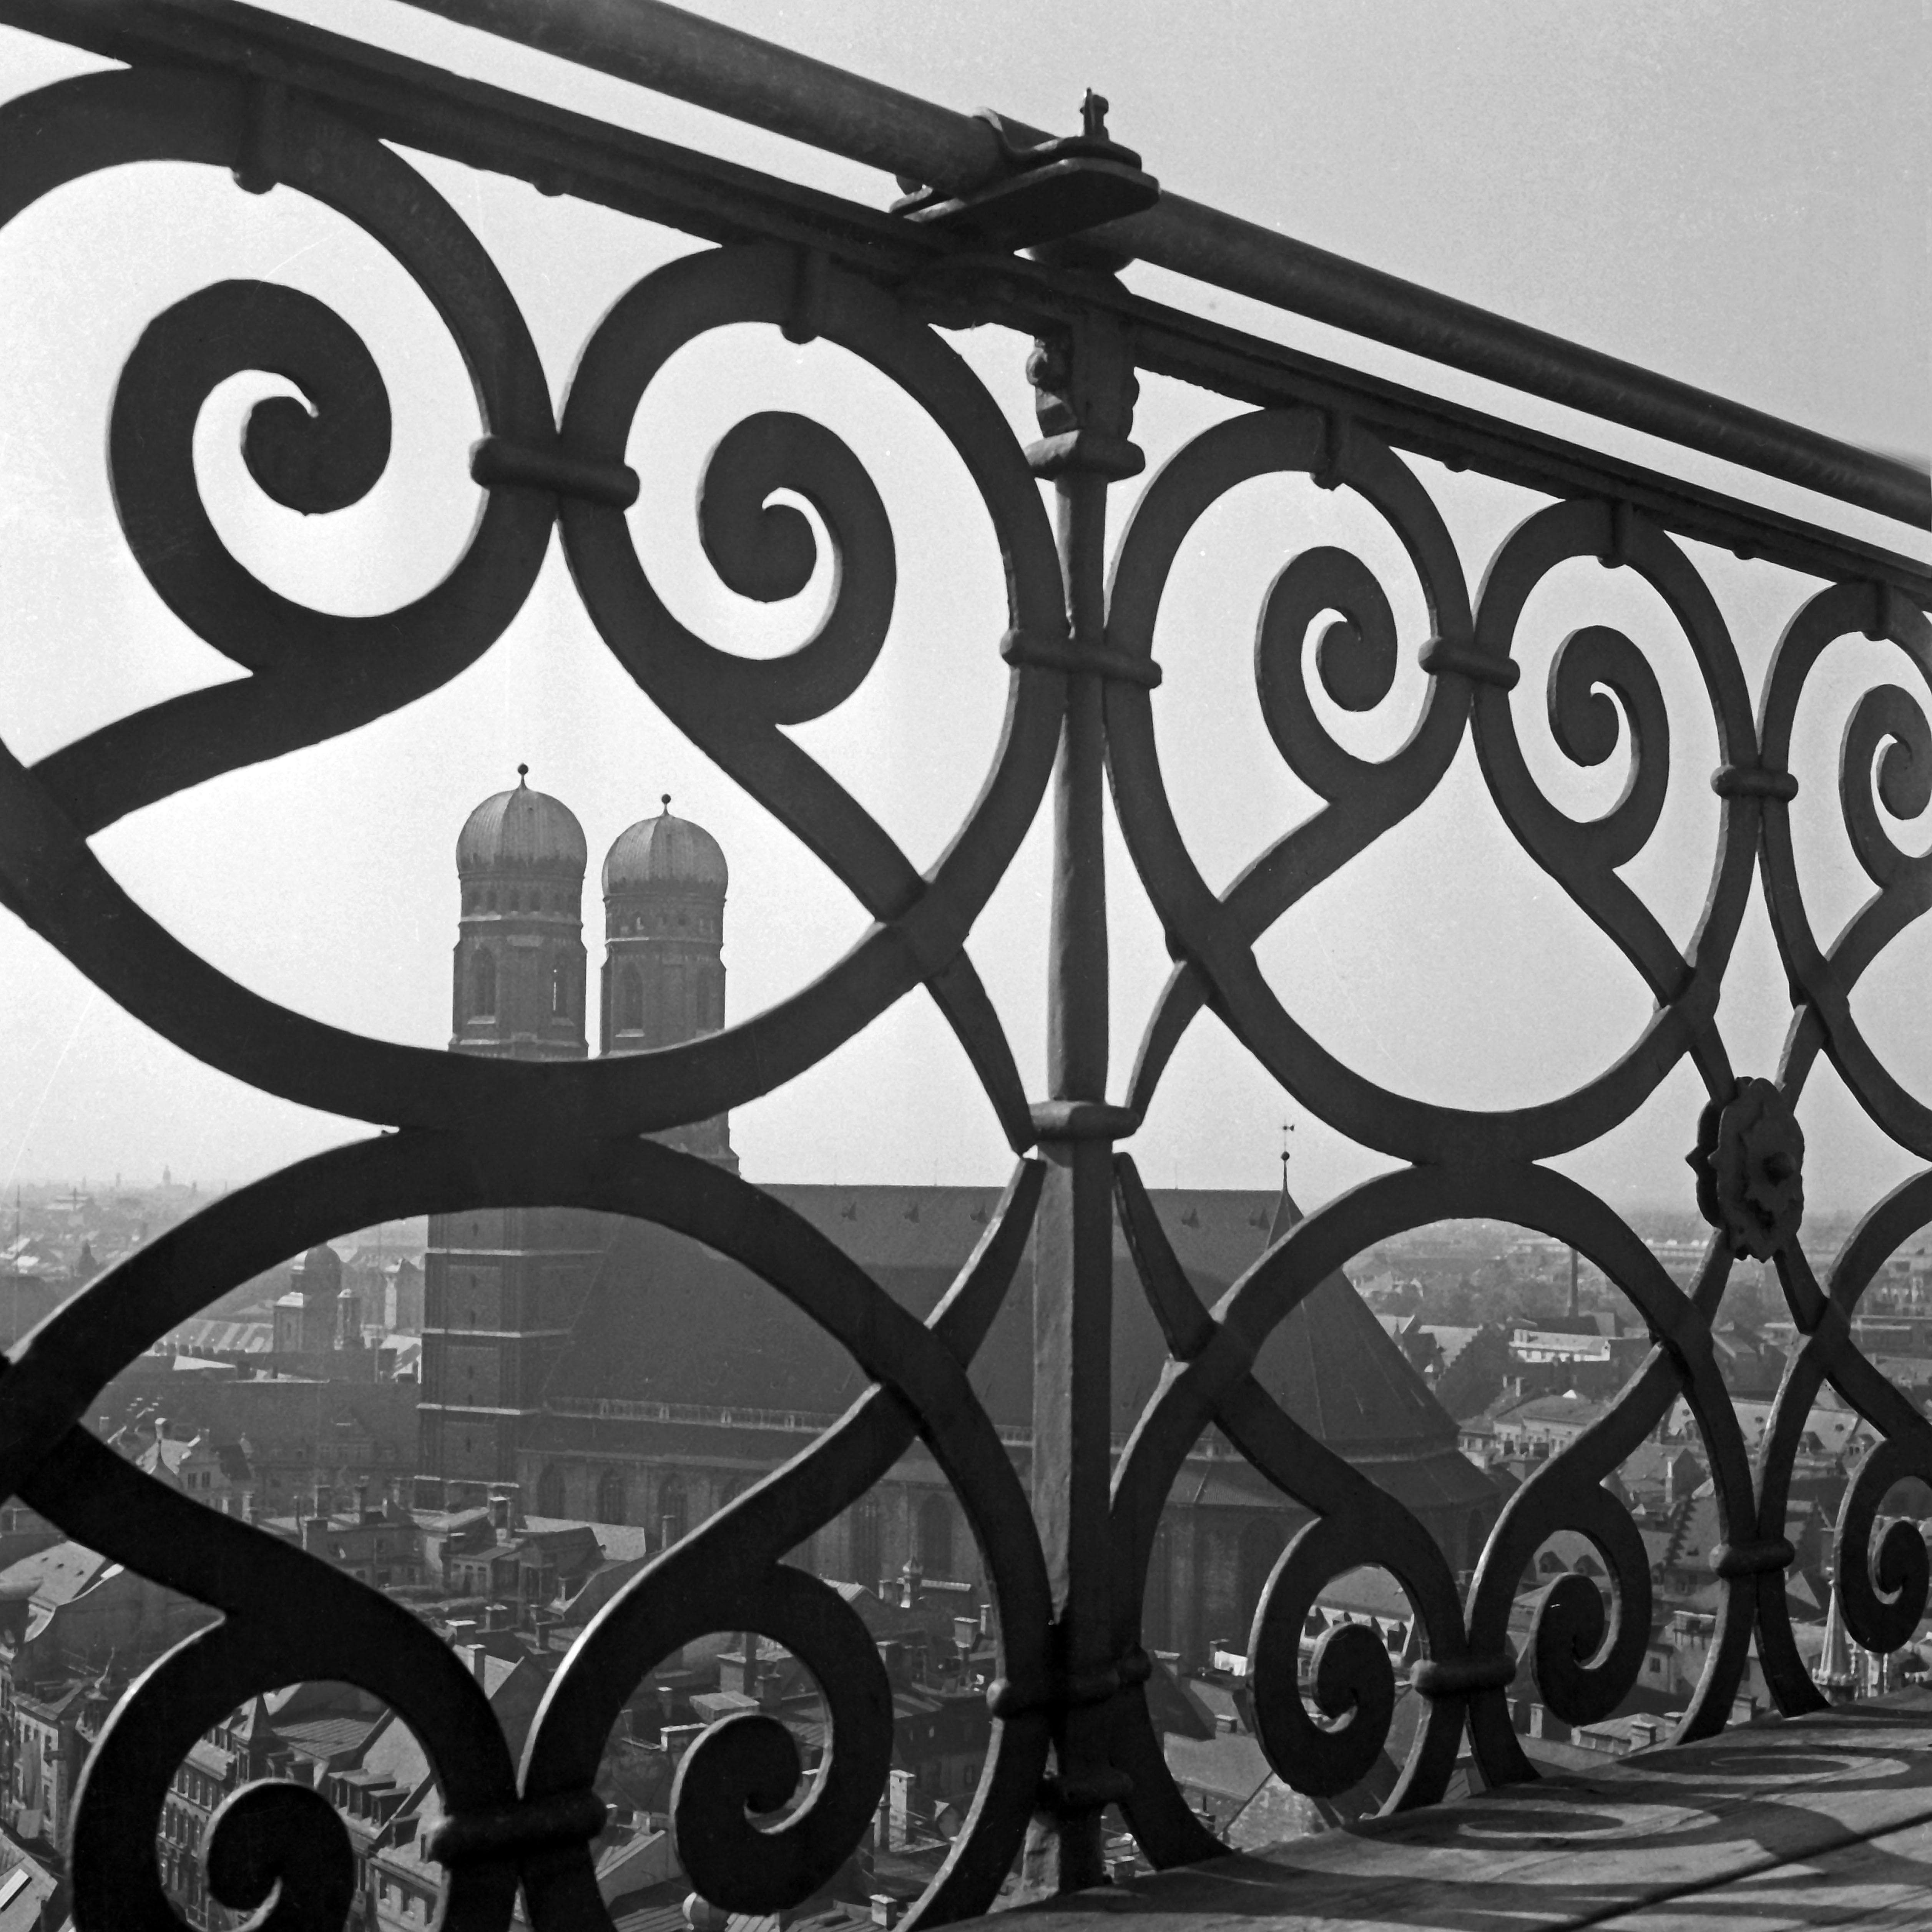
516,764,529,787
1268,1123,1301,1247
661,793,672,813
1817,1571,1858,1696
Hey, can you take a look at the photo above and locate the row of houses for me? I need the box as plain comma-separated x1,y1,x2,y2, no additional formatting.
0,1475,1003,1930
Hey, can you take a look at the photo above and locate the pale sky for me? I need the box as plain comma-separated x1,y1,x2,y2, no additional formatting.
0,0,1926,1216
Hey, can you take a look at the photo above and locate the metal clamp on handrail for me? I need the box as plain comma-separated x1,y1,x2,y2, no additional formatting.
892,94,1160,264
399,0,1930,526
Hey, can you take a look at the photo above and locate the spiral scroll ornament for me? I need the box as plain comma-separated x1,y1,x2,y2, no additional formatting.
0,72,1079,1924
1758,580,1932,1153
1734,576,1932,1709
1750,1173,1932,1710
0,1132,1057,1932
2,70,557,841
1104,408,1478,1159
1108,1161,1493,1851
1082,434,1781,1828
555,243,1071,1151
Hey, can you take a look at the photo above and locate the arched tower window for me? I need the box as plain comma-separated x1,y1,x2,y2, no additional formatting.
658,1474,688,1547
550,958,567,1018
663,966,687,1042
619,967,643,1033
536,1465,564,1516
596,1467,626,1523
470,947,497,1018
850,1495,881,1589
918,1493,954,1579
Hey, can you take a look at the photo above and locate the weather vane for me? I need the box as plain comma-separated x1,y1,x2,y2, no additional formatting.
1280,1120,1295,1176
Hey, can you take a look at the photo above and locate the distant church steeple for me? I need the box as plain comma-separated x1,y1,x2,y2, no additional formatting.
1268,1121,1297,1246
450,767,588,1060
600,797,736,1169
418,771,601,1511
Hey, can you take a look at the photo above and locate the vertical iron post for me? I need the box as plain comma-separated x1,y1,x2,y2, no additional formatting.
1022,307,1142,1895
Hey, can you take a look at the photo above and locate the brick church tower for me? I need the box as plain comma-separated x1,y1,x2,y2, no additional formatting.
600,796,736,1169
417,771,608,1508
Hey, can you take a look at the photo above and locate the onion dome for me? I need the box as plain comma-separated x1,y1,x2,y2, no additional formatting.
457,766,587,878
603,795,728,896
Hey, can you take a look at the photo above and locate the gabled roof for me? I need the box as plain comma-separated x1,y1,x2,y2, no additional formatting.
1162,1730,1273,1803
1143,1657,1216,1741
0,1848,58,1932
827,1582,928,1639
1241,1185,1468,1460
533,1184,1490,1512
0,1541,111,1610
274,1714,381,1767
229,1695,275,1742
1492,1391,1613,1429
136,1435,194,1478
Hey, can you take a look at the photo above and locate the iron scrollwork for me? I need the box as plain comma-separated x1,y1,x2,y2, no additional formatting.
0,33,1929,1932
1746,580,1932,1711
0,65,1071,1927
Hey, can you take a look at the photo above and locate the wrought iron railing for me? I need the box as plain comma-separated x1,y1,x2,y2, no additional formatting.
0,3,1927,1927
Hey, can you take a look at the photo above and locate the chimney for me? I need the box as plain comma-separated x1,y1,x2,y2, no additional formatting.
459,1642,488,1680
870,1897,902,1929
490,1494,511,1537
885,1769,915,1850
661,1723,703,1764
1528,1704,1569,1743
302,1514,330,1557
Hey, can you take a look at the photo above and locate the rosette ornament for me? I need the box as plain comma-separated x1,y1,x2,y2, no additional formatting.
1689,1076,1805,1261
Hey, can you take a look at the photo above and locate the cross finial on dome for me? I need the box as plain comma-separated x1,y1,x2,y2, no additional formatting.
661,793,672,812
517,764,529,786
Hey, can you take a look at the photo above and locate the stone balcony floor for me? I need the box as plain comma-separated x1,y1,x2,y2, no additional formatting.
992,1692,1932,1931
